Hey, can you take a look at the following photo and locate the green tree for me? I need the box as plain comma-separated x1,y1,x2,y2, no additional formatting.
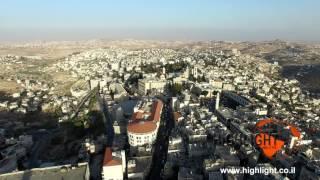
201,90,209,97
170,83,183,95
188,75,196,82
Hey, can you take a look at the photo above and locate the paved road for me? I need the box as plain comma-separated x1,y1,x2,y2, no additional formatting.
97,93,114,146
147,98,174,180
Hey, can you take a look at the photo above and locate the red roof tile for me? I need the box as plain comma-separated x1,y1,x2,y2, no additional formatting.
127,100,162,134
103,147,122,166
149,100,163,122
174,112,182,122
127,121,157,134
132,112,144,121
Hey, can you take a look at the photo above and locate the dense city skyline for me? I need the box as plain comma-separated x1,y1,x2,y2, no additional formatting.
0,2,320,178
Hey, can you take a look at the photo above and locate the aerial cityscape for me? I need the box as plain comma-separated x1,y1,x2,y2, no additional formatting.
0,1,320,180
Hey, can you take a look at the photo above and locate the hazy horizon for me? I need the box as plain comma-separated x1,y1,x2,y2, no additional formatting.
1,0,320,42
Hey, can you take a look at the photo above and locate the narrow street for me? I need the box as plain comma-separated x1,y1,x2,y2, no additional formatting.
89,92,115,180
96,92,114,146
147,98,174,180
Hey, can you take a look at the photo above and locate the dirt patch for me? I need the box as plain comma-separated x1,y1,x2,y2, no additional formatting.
51,72,77,96
0,80,21,93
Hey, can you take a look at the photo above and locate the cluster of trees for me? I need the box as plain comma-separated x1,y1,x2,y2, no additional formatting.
204,58,217,66
64,94,105,138
165,61,188,73
126,73,143,85
62,121,86,139
87,110,105,136
141,64,161,74
168,83,183,96
188,74,206,82
190,86,209,97
64,111,105,138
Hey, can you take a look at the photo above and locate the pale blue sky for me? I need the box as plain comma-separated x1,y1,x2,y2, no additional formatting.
1,0,319,41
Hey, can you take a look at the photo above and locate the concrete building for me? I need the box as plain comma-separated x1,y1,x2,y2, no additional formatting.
127,100,163,146
102,147,126,180
109,83,128,102
138,78,167,95
0,163,90,180
128,121,157,147
127,157,152,179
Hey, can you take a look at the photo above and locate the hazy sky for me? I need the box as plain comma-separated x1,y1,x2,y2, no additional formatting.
1,0,320,42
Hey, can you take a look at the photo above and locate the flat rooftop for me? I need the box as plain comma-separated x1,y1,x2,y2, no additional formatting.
0,163,89,180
